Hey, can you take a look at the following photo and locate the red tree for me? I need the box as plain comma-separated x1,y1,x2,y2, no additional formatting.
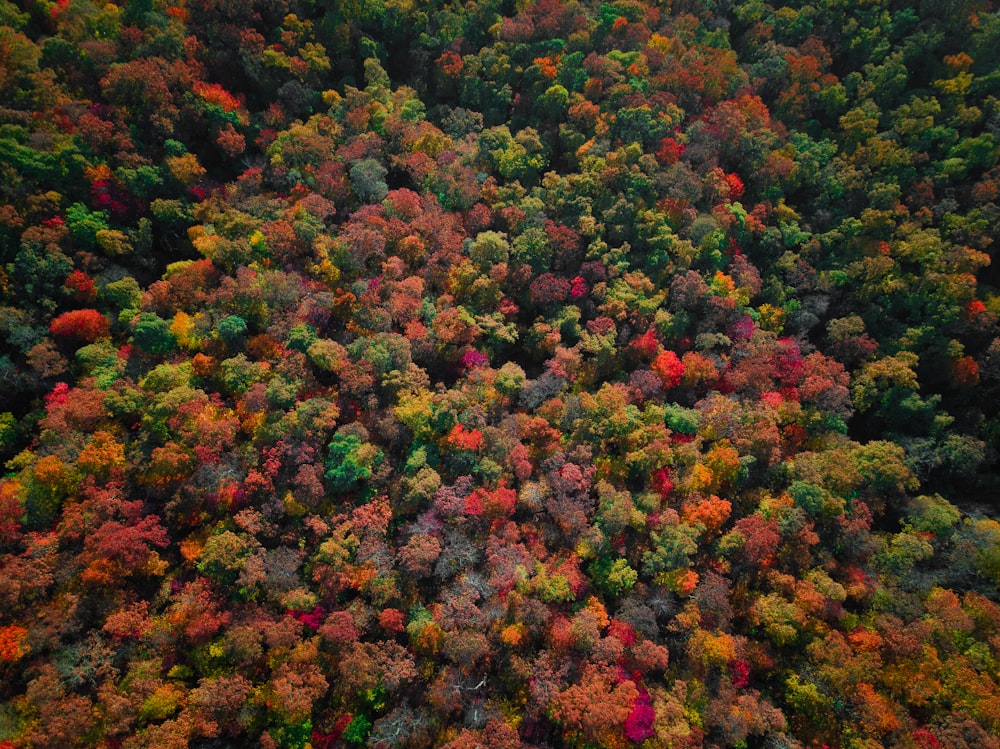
50,309,110,342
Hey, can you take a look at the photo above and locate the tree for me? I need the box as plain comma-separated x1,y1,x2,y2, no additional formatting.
651,349,685,388
23,665,97,748
325,431,383,494
550,664,639,747
350,159,389,203
132,313,177,356
50,309,110,342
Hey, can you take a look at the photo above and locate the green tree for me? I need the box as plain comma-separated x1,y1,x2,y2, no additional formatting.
325,431,383,494
132,313,177,356
350,159,389,203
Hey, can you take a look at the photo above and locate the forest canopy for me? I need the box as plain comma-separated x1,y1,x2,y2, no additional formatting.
2,1,1000,748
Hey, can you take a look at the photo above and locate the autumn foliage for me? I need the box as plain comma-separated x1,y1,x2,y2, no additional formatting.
0,0,999,747
49,309,110,342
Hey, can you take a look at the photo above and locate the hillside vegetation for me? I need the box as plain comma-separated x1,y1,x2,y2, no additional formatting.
2,1,1000,748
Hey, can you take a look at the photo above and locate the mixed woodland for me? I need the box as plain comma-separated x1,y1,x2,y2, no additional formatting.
2,0,1000,747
